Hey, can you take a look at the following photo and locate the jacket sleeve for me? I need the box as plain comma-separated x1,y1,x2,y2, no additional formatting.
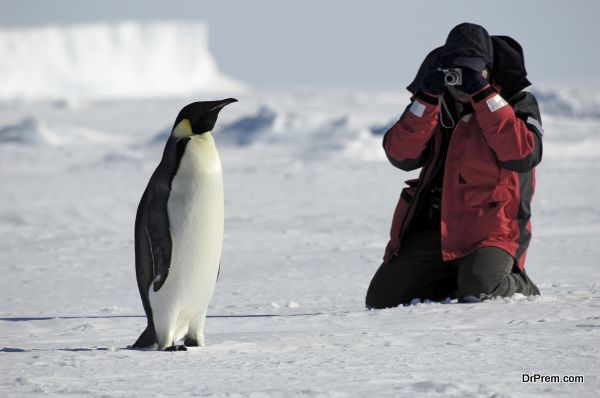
382,91,440,171
470,86,543,173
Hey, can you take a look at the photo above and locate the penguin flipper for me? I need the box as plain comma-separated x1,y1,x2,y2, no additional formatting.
144,137,190,292
144,210,173,292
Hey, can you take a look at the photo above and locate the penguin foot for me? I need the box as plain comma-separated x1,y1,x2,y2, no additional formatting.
164,345,188,352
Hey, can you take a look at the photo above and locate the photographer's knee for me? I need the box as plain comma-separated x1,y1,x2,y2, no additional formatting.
457,266,498,297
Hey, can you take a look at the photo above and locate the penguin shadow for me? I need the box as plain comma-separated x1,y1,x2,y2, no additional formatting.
0,347,116,353
0,312,325,353
0,315,145,322
0,313,323,323
0,315,143,353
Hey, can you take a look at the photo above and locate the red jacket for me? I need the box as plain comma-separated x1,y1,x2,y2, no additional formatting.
382,86,543,269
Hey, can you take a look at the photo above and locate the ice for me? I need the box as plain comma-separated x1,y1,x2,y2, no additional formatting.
0,21,244,100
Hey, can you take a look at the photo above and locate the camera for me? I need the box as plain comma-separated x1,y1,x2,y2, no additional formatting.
438,68,462,86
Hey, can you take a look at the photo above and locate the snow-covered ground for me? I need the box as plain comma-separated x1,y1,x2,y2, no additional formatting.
1,20,599,398
1,88,599,397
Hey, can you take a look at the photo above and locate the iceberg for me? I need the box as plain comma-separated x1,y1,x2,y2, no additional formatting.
0,21,244,100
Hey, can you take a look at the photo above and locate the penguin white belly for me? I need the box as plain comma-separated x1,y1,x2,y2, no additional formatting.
149,133,223,348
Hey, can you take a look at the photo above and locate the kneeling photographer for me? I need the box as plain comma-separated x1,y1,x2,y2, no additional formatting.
366,23,543,308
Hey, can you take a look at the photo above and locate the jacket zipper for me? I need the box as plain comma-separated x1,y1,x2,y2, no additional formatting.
439,115,467,259
390,126,443,258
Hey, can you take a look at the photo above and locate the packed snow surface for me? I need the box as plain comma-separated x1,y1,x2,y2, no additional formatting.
0,87,599,397
0,21,243,100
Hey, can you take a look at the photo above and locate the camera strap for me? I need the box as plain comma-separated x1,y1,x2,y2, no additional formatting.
438,96,456,129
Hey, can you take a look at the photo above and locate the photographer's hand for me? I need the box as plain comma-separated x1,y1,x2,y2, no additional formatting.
422,69,445,96
460,68,488,94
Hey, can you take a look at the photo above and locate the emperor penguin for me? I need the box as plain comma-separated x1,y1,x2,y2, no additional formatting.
132,98,237,351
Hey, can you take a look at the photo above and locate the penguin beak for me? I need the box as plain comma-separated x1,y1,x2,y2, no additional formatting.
209,98,238,113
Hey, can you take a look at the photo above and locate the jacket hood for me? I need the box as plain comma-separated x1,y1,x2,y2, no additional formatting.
407,35,531,100
439,23,494,72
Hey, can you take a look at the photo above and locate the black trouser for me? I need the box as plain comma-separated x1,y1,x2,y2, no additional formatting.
366,230,540,309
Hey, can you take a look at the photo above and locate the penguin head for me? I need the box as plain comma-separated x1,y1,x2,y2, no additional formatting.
171,98,238,138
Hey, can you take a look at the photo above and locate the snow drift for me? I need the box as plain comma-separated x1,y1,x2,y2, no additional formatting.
2,90,599,164
532,87,600,119
0,117,59,146
0,21,244,100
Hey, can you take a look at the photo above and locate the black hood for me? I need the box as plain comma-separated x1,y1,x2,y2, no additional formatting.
407,35,531,100
439,23,494,72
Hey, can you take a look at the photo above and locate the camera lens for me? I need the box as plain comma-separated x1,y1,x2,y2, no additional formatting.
444,71,459,86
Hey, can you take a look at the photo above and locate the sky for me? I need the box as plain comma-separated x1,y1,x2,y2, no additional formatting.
1,0,599,90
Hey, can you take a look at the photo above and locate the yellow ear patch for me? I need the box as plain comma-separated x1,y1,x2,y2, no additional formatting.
172,119,193,138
